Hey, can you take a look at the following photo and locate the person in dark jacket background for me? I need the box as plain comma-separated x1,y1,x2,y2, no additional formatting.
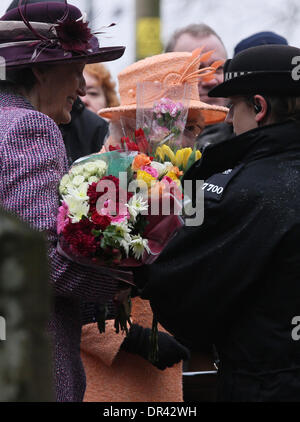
233,31,288,56
165,23,233,152
60,97,108,165
135,44,300,401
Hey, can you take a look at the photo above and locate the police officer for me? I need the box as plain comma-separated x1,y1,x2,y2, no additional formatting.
134,44,300,401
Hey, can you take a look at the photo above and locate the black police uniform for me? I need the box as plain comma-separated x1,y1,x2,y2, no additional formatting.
196,122,234,152
135,120,300,401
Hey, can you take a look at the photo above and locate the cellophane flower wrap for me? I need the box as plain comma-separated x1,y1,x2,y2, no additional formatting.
57,149,183,345
135,81,203,178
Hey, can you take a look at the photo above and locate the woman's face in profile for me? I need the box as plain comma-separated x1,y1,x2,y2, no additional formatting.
80,72,107,114
33,62,86,125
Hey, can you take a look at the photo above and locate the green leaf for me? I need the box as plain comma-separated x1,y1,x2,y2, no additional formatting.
91,229,102,238
185,150,196,172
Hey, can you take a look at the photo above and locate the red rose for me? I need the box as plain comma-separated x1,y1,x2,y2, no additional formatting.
127,142,140,151
91,211,111,230
135,128,149,153
88,178,119,206
101,175,120,186
87,182,99,208
109,145,122,151
121,137,131,145
121,137,140,152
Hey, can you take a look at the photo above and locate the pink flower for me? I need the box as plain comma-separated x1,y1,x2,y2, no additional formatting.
162,176,173,184
101,200,130,223
141,165,159,178
57,201,70,234
153,98,184,118
111,215,128,223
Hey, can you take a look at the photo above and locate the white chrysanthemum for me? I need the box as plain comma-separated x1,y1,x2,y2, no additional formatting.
130,235,150,260
95,159,107,170
88,176,99,184
84,162,98,174
111,221,132,242
94,160,107,178
72,175,85,187
126,194,148,221
59,174,72,196
120,239,130,257
64,196,89,223
70,165,84,177
66,182,89,201
83,162,102,179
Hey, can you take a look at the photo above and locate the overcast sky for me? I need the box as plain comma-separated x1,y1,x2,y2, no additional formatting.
1,0,299,86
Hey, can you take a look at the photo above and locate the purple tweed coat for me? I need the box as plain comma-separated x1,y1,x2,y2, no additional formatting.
0,92,119,402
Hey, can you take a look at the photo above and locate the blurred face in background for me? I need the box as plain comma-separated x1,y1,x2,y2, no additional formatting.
81,71,107,113
172,33,227,107
101,113,204,152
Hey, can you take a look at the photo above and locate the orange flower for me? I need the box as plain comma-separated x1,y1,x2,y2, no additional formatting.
170,166,183,177
132,153,152,171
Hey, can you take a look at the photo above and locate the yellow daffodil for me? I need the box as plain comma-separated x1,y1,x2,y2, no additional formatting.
195,150,202,161
183,147,193,169
155,145,202,172
162,144,176,165
155,146,165,162
175,149,184,167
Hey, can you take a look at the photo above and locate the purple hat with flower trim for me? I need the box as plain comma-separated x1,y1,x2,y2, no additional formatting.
0,1,125,69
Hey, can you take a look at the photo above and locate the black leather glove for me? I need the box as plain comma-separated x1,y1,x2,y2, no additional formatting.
120,323,190,370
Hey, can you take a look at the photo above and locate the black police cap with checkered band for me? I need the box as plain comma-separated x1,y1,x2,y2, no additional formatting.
208,44,300,98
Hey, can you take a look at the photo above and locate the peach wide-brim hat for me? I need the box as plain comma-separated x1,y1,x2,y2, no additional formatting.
98,48,228,125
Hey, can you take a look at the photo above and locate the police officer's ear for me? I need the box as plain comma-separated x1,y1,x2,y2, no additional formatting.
252,95,269,125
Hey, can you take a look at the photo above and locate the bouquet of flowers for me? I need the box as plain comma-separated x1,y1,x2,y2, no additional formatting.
57,149,183,357
58,152,151,266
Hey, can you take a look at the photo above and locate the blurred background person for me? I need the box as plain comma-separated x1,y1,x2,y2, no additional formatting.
99,48,227,151
165,23,233,152
81,63,120,114
165,23,227,108
234,30,288,56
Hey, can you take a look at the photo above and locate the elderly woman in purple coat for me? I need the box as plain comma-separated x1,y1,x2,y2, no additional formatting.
0,1,126,401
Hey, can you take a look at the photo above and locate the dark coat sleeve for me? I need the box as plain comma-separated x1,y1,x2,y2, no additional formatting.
136,173,293,347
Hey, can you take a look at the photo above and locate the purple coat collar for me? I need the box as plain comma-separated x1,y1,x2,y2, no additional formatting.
0,92,35,110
